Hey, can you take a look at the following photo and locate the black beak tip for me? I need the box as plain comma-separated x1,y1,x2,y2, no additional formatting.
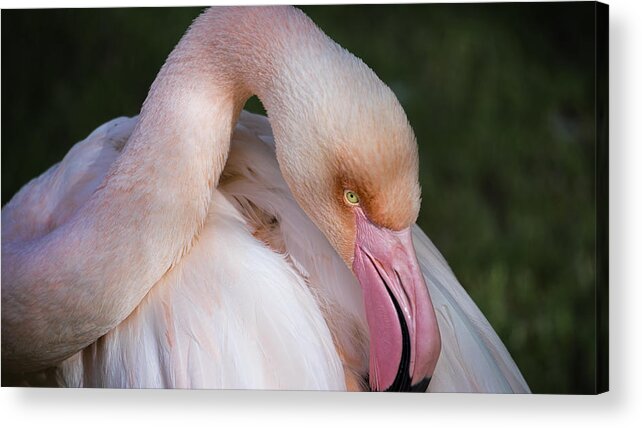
409,376,432,393
375,376,431,393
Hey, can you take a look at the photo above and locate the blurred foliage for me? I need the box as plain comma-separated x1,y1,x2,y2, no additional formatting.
1,4,598,393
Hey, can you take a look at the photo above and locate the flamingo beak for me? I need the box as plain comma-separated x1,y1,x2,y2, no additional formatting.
352,209,441,392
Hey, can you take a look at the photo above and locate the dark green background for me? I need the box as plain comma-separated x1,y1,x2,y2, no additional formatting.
1,3,600,393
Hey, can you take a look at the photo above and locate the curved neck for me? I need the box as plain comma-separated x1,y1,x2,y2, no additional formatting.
1,6,341,372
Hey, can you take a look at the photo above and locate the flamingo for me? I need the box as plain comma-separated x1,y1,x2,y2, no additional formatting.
1,6,529,392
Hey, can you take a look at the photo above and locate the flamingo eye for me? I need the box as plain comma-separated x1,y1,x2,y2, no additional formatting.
344,190,360,205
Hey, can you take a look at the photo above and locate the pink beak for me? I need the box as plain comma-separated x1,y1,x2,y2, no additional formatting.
352,209,441,392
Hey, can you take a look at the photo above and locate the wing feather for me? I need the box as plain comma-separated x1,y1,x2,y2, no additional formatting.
2,116,137,243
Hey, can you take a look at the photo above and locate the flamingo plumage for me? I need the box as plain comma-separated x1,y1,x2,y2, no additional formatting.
1,6,529,393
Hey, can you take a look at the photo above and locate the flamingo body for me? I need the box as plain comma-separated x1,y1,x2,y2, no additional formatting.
4,112,528,392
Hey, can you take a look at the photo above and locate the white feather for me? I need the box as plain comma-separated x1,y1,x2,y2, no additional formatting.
62,190,344,390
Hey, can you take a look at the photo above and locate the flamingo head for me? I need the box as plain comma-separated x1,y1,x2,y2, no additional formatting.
271,50,442,391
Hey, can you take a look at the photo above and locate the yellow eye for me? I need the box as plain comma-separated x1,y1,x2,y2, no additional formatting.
344,190,360,205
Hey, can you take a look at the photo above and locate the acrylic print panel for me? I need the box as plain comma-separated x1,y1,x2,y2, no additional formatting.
0,3,608,394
